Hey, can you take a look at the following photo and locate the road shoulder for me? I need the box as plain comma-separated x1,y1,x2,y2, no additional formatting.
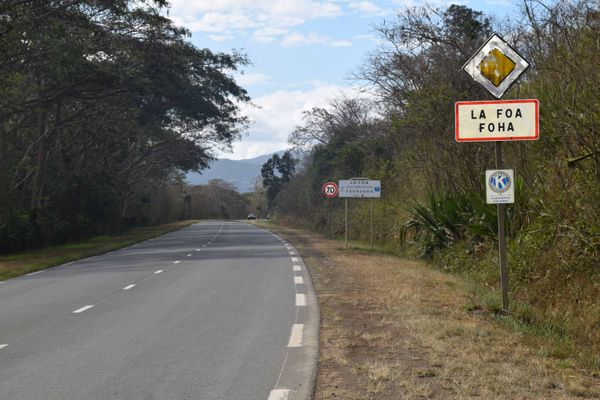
254,224,320,400
261,222,600,400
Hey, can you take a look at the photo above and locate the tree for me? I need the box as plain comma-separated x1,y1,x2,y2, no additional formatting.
0,0,250,253
245,177,268,219
188,180,248,219
260,151,297,208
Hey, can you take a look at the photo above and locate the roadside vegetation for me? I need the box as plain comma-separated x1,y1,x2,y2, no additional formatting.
0,1,250,254
263,223,599,399
0,220,196,281
264,0,600,377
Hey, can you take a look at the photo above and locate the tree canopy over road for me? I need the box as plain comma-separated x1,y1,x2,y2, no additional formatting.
0,0,250,252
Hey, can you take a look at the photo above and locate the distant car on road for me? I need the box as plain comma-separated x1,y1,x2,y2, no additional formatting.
247,213,257,220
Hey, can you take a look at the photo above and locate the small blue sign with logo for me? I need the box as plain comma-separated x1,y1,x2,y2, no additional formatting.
486,169,514,204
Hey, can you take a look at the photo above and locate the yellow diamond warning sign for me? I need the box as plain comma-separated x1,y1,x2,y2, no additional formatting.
463,34,529,99
455,99,539,142
479,48,516,87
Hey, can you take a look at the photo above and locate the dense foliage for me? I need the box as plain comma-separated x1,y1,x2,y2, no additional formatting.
260,150,296,209
274,1,600,362
186,179,249,220
0,0,250,253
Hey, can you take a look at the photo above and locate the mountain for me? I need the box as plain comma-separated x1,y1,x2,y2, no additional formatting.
185,150,294,193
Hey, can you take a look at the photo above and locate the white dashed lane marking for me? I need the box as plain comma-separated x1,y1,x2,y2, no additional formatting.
186,254,192,257
294,276,304,284
154,270,163,274
287,324,304,348
268,389,290,400
291,257,299,262
72,305,94,314
296,294,306,306
123,284,136,290
174,261,181,264
26,271,44,276
0,344,7,350
293,265,301,272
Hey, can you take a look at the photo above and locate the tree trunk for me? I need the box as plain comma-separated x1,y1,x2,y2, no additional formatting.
30,107,48,214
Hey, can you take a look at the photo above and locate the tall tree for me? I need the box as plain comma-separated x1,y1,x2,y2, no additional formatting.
0,0,250,252
260,151,297,208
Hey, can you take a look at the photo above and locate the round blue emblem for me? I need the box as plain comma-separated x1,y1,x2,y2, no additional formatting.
488,171,511,194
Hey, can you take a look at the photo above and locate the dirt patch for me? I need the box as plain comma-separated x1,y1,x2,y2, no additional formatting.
263,223,600,399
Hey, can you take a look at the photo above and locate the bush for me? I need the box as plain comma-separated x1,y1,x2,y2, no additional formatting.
405,192,497,257
0,211,40,254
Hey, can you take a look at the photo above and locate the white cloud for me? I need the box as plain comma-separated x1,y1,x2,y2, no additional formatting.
235,72,270,86
484,0,514,6
225,141,290,161
348,1,389,16
220,82,362,159
207,34,234,42
281,32,353,47
167,0,343,43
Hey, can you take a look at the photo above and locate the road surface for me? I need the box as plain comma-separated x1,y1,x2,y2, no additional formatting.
0,221,318,400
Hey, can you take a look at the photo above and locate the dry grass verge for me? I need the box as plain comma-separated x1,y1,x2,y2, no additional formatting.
261,222,600,399
0,220,198,281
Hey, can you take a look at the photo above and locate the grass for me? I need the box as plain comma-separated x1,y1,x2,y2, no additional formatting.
259,222,600,399
0,220,198,281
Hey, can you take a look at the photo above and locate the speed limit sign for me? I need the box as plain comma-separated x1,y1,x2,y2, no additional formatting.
322,181,339,198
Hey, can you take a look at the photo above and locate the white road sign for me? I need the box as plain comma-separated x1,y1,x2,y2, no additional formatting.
486,169,514,204
455,99,539,142
339,179,381,198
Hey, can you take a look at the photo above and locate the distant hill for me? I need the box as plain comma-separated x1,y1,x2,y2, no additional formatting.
186,150,299,193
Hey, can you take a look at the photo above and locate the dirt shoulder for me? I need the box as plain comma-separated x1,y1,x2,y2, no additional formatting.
262,222,600,400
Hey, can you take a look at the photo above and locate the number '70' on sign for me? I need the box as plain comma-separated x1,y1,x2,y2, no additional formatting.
322,182,339,198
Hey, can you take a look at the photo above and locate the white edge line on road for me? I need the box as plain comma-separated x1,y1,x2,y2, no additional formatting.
73,305,94,314
293,265,301,272
27,270,44,276
287,324,304,347
291,257,299,262
268,389,290,400
123,284,136,290
154,270,163,274
196,249,201,251
187,254,192,257
296,293,307,306
174,260,181,264
0,344,7,350
289,251,295,255
294,276,304,284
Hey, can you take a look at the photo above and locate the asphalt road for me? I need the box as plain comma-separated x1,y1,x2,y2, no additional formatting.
0,221,318,400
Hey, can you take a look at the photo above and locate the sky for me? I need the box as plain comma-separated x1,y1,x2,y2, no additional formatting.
166,0,520,160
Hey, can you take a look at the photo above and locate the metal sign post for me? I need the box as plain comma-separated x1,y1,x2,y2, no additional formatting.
344,198,348,248
460,33,536,312
495,143,509,310
321,180,339,240
370,198,374,250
